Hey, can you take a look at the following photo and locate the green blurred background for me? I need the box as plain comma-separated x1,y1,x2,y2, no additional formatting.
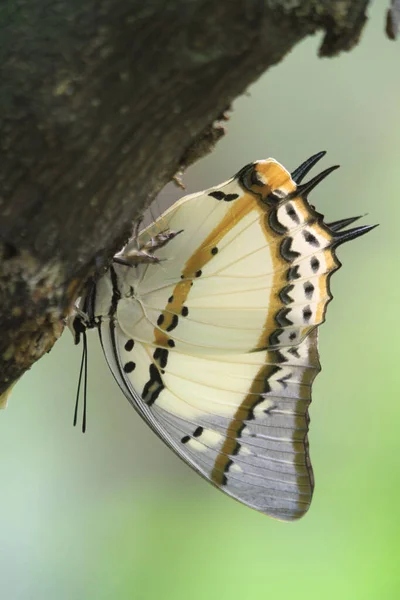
1,4,399,599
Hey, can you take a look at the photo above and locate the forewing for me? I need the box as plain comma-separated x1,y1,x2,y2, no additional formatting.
116,159,339,356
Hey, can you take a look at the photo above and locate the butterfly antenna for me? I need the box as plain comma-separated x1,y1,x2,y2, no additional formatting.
82,331,88,433
73,330,88,433
73,332,86,428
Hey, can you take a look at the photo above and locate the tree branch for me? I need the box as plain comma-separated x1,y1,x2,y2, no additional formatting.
0,0,371,396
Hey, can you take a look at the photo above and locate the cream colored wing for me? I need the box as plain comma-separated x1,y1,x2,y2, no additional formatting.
97,153,374,520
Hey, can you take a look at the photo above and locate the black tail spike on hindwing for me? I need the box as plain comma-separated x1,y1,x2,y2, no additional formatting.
332,224,378,247
296,165,340,198
291,151,327,184
327,215,365,232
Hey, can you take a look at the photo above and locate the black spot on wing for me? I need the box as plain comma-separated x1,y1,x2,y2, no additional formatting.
153,347,169,369
193,426,204,437
275,307,293,327
231,441,241,455
247,365,282,421
287,265,300,281
273,350,289,364
277,372,292,389
279,284,294,305
250,168,264,187
303,230,320,247
124,339,134,352
124,361,136,373
280,237,301,262
268,207,288,235
181,426,204,445
166,314,179,332
261,365,281,395
304,282,315,299
269,328,283,346
288,347,301,359
285,204,300,224
247,395,269,421
224,458,234,473
311,257,320,272
208,191,225,200
142,363,164,406
208,191,239,202
236,423,246,438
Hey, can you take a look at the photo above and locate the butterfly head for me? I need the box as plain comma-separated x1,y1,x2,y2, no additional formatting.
67,279,97,346
68,312,87,345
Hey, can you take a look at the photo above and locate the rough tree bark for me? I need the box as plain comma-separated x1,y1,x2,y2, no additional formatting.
0,0,372,400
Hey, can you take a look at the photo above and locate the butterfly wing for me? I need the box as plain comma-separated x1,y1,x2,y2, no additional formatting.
94,156,372,520
99,318,319,520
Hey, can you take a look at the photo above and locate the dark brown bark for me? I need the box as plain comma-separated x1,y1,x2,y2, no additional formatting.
0,0,371,397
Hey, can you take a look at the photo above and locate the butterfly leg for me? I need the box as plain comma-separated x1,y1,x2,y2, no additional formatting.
140,228,183,253
115,227,183,266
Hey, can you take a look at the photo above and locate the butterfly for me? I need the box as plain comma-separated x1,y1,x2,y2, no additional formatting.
69,151,375,521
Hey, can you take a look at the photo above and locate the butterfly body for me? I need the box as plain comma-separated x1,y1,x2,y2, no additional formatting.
71,154,374,521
